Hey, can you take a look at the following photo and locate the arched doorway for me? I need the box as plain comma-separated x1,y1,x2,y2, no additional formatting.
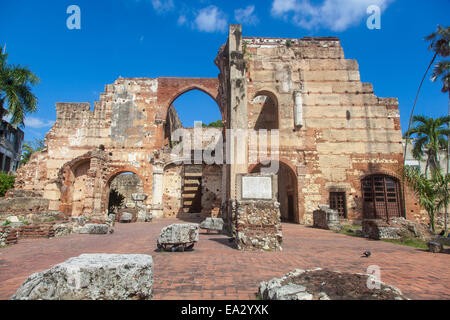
162,88,224,218
107,172,144,214
361,174,402,220
250,161,298,223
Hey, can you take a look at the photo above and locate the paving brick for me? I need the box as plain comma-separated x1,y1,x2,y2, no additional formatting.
0,218,448,300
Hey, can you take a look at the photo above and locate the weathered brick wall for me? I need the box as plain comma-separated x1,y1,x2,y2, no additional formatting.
13,77,220,220
234,200,282,251
243,36,422,224
0,226,18,246
201,164,222,217
17,223,55,239
163,163,182,217
110,173,144,204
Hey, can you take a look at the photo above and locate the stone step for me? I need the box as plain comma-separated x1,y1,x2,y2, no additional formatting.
183,180,201,186
182,193,197,199
183,186,201,192
184,172,202,178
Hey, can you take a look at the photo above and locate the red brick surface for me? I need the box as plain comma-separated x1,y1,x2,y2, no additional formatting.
0,218,448,300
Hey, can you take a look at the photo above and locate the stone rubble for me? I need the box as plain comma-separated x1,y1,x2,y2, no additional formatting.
258,268,407,300
11,254,154,300
199,217,224,232
157,223,199,251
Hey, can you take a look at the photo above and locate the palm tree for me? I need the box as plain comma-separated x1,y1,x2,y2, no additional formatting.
404,115,450,176
403,166,450,233
402,25,449,218
0,46,39,126
428,27,450,234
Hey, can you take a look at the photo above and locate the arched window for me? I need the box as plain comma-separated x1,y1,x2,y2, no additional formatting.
361,174,402,220
250,91,279,130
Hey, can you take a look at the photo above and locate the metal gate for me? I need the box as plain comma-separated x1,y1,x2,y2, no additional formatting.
362,175,401,220
330,192,346,218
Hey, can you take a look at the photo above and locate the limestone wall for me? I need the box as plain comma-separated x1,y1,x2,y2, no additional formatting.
242,36,422,224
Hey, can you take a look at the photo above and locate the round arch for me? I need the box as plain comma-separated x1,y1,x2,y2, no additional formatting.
249,158,299,223
250,89,280,131
102,167,146,215
360,173,403,221
157,78,222,123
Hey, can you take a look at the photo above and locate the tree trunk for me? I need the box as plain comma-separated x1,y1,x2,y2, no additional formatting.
446,91,449,235
402,52,438,217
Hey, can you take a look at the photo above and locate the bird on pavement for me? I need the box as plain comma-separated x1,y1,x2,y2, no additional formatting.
109,229,114,234
362,250,371,258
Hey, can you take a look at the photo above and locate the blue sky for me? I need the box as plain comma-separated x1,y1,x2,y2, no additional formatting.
0,0,449,141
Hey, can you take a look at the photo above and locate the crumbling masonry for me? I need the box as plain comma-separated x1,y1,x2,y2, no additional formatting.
3,25,426,246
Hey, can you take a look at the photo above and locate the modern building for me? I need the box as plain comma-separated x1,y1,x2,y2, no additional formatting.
0,119,24,173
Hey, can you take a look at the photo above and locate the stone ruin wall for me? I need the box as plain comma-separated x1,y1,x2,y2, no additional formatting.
12,77,220,220
243,36,423,224
9,27,425,225
110,173,144,205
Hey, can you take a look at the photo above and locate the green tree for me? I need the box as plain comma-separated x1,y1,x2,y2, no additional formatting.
403,166,450,233
430,42,450,235
202,120,223,128
108,188,125,214
0,46,39,126
404,26,449,165
21,138,45,165
404,115,450,176
0,172,15,197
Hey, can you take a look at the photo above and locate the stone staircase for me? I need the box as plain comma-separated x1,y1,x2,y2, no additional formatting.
182,165,202,213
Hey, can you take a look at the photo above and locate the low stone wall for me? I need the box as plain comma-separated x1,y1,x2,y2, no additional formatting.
235,200,282,251
17,223,56,239
313,205,343,231
362,217,434,241
0,226,18,246
116,209,138,223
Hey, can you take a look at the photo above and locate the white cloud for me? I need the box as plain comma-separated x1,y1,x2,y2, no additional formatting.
151,0,175,14
194,6,227,33
24,117,54,129
271,0,393,31
235,5,259,25
177,14,187,26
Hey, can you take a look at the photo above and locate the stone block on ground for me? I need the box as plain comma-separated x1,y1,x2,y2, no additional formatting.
76,224,108,234
119,212,133,223
199,217,224,232
258,268,407,300
71,216,85,225
131,193,148,201
11,254,154,300
363,218,434,241
427,240,443,253
157,223,199,251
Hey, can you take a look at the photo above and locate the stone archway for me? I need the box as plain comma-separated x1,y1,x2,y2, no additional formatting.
250,160,299,223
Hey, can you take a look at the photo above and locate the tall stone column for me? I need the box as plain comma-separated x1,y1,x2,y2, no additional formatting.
228,24,248,198
226,24,249,236
151,162,164,218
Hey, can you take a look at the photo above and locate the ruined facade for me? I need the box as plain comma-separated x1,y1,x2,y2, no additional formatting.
8,25,426,232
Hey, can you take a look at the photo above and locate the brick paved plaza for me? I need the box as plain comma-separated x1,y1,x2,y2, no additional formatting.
0,218,448,300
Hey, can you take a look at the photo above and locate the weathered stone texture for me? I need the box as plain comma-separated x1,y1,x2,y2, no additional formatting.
258,268,407,300
157,223,199,246
8,25,426,230
11,254,154,300
235,200,282,251
362,217,434,241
